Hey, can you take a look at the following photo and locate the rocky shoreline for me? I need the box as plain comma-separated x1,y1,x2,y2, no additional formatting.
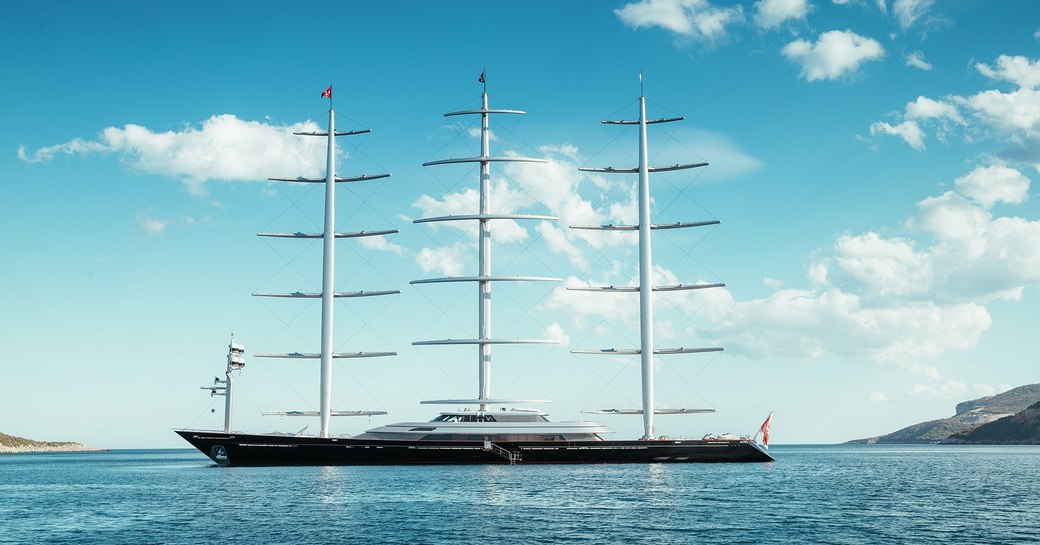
0,432,104,454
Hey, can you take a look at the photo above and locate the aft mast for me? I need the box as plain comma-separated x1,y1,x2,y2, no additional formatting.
574,75,723,440
413,72,558,412
254,87,398,438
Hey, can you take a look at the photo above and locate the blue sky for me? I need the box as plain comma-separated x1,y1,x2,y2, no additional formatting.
3,0,1039,448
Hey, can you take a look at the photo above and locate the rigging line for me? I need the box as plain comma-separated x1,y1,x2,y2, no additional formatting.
255,236,321,294
423,116,481,165
332,237,403,296
259,181,322,234
659,223,724,283
408,268,479,343
332,294,399,354
183,396,222,431
657,350,723,410
418,345,478,399
579,353,641,409
263,359,318,414
654,167,711,221
253,298,318,354
497,343,555,401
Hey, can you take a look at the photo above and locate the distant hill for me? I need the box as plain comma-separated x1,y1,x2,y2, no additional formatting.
946,401,1040,444
847,384,1040,444
0,432,102,454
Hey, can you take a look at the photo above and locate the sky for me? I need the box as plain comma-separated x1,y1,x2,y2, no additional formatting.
2,0,1039,448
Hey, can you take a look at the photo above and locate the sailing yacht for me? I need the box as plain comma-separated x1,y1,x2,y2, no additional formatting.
175,80,772,465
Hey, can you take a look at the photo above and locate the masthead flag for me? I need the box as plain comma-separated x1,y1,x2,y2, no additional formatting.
321,86,332,99
478,70,485,84
757,412,773,448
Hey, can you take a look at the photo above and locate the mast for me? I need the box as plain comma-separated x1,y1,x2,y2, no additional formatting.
413,74,558,411
200,335,246,433
319,108,336,437
573,76,724,441
478,91,492,412
255,89,397,437
636,95,655,440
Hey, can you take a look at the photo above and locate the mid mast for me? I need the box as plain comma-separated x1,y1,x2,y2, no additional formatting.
255,92,398,438
574,79,723,440
413,76,557,412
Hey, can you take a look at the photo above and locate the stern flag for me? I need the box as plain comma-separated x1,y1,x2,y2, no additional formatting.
478,70,485,84
758,412,773,448
321,86,332,99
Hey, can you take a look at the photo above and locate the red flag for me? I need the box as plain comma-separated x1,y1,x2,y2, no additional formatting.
321,86,332,99
758,413,773,447
478,70,485,84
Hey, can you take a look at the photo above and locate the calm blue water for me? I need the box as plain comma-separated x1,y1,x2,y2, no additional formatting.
1,445,1038,544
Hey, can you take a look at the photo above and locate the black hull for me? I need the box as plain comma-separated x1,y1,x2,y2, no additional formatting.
175,430,773,466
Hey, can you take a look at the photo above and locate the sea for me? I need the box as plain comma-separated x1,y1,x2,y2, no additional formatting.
1,445,1038,545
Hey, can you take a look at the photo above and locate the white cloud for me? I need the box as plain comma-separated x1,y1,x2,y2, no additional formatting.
467,127,497,141
976,55,1040,89
753,0,810,29
547,163,1040,368
782,30,885,82
953,165,1031,207
359,235,406,257
905,96,963,123
615,0,744,42
543,323,571,346
870,56,1040,154
416,243,469,276
905,51,933,71
867,392,889,402
892,0,934,29
19,115,326,196
903,380,1006,401
870,120,925,150
958,87,1040,136
136,215,168,236
830,232,933,298
133,211,208,236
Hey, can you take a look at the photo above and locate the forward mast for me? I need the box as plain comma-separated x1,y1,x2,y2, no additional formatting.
254,93,398,438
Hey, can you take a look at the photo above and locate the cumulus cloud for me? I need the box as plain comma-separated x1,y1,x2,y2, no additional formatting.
546,163,1040,367
19,115,326,196
416,243,469,276
905,51,933,71
782,30,885,82
953,165,1030,207
753,0,810,29
359,235,406,257
615,0,745,42
870,120,925,150
870,54,1040,161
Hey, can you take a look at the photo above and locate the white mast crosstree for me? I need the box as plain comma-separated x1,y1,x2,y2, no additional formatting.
255,94,398,438
573,77,724,440
413,76,558,412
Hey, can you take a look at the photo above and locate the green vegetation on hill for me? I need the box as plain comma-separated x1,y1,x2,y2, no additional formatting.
847,384,1040,444
0,432,100,453
948,401,1040,444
